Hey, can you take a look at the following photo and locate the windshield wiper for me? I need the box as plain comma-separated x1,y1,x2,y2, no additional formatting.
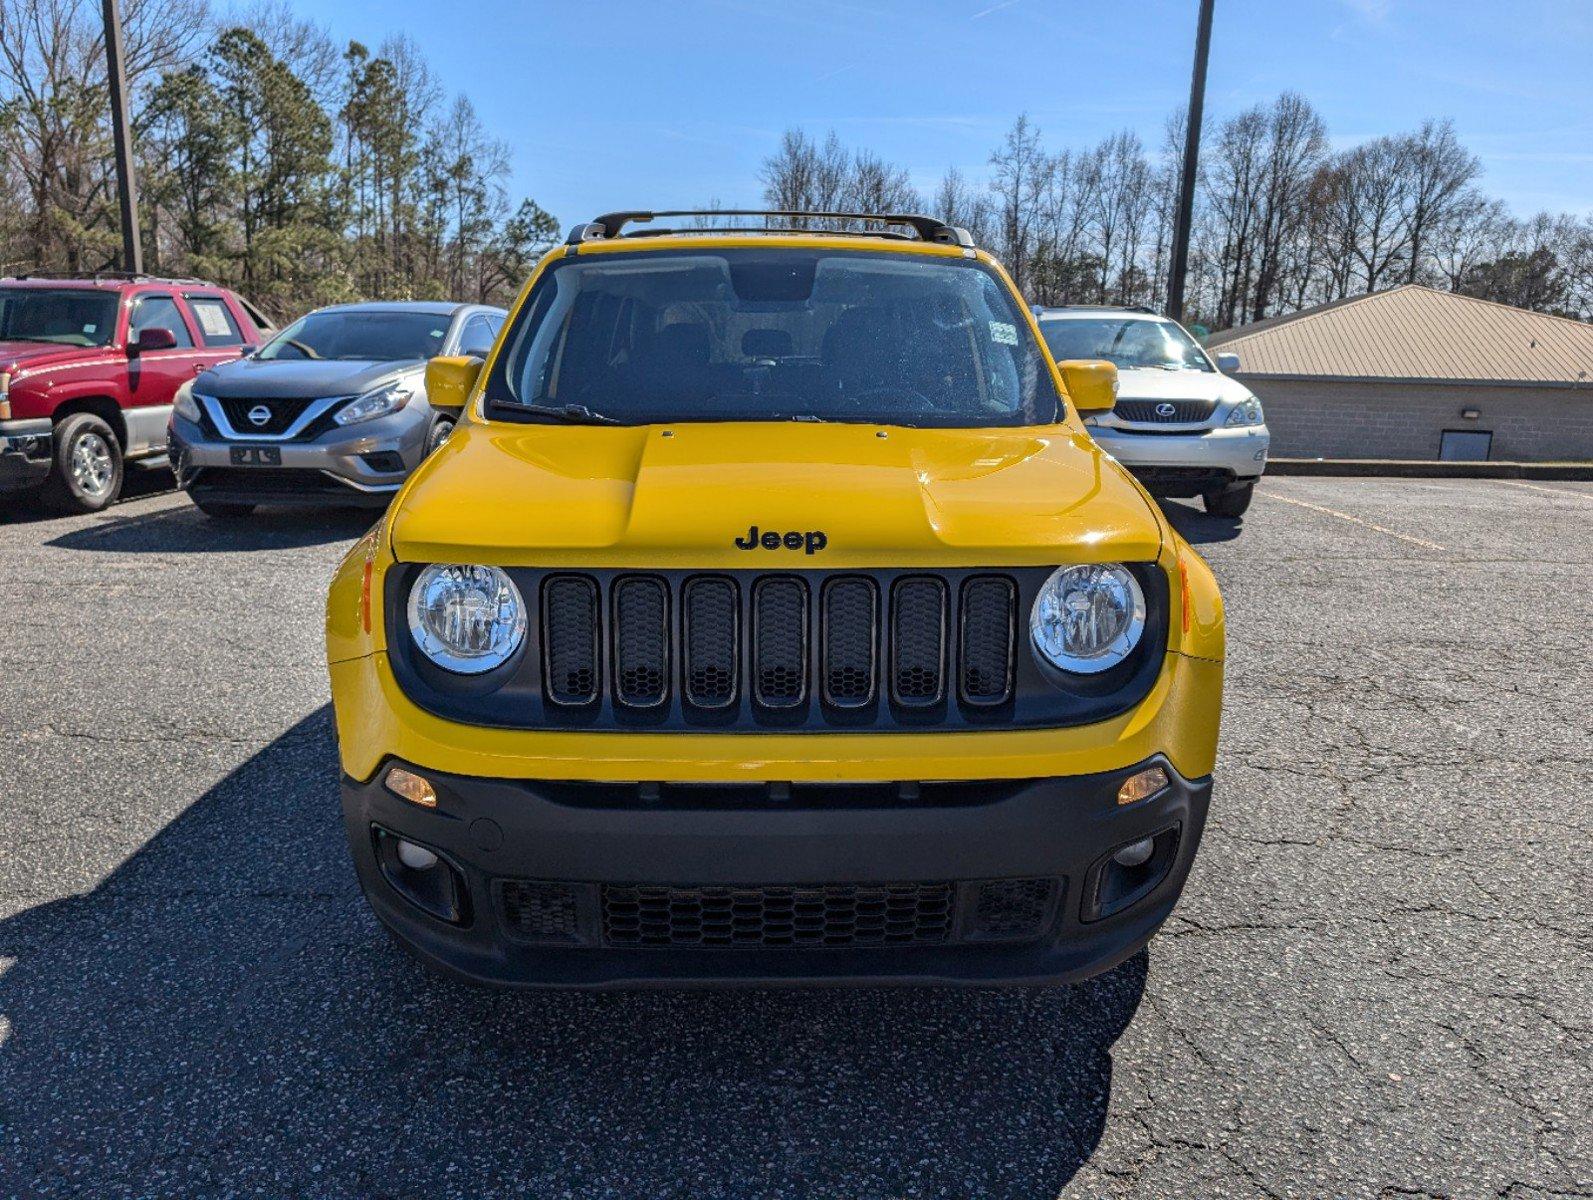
509,401,624,425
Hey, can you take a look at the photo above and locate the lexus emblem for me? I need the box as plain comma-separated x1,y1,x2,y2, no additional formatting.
247,405,272,427
1154,402,1178,418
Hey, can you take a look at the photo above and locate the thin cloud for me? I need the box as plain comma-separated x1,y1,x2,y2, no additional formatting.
971,0,1024,18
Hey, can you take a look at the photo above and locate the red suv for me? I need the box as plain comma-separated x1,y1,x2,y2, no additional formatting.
0,274,273,513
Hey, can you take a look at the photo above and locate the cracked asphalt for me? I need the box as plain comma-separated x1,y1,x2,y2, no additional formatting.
1,475,1589,1198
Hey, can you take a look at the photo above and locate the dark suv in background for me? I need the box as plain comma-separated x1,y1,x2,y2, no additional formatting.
0,274,272,513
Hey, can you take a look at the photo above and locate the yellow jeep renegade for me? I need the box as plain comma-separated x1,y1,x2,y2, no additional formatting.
325,210,1225,987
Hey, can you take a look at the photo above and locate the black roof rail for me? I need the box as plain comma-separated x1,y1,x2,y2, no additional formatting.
565,210,976,249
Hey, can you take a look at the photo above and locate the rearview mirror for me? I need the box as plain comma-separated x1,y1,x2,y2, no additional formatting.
1057,359,1119,415
130,327,177,354
1215,352,1241,373
425,354,483,415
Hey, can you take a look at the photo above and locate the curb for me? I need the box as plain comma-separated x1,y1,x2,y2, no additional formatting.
1267,458,1593,481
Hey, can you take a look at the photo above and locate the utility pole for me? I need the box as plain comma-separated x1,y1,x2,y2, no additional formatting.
1166,0,1214,323
102,0,143,274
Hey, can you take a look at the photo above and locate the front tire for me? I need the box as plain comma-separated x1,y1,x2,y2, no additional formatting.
1202,480,1254,518
41,413,123,514
194,499,255,519
425,415,455,456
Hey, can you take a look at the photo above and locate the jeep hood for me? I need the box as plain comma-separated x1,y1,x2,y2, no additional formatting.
390,422,1165,568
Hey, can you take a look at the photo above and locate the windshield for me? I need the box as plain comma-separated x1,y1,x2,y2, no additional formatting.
257,310,449,362
1040,317,1212,372
488,249,1060,426
0,288,119,347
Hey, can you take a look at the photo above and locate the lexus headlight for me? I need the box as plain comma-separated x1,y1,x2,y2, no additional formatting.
407,564,526,674
336,383,413,427
1225,397,1263,426
175,383,202,423
1030,564,1146,674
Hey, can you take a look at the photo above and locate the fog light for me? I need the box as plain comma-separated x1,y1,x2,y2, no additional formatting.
1117,765,1169,805
1112,837,1155,867
385,766,437,808
397,840,438,870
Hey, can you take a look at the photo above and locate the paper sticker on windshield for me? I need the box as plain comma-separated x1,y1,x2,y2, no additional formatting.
990,321,1018,345
431,329,445,338
83,324,97,334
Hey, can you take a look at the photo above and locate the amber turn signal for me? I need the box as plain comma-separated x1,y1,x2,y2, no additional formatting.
385,766,438,808
1117,766,1169,806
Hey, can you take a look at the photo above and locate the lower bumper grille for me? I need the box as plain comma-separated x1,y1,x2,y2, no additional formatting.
602,882,955,948
494,876,1062,949
190,466,350,495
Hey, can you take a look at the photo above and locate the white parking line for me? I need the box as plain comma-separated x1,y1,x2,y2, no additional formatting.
1257,490,1448,551
1493,479,1593,502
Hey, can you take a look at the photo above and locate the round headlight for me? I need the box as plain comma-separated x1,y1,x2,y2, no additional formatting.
1030,564,1146,674
407,564,526,674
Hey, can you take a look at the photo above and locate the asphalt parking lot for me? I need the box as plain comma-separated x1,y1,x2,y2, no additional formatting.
1,474,1589,1198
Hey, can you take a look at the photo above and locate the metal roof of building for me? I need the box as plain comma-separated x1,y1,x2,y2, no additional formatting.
1206,285,1593,388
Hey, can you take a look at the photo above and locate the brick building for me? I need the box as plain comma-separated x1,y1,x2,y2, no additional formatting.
1206,286,1593,462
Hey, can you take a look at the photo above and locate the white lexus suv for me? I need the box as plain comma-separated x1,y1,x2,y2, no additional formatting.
1036,306,1268,517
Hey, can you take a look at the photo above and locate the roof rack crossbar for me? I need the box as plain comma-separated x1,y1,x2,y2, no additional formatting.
566,210,975,249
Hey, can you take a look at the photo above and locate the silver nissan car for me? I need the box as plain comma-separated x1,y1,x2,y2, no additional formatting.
1036,306,1269,518
169,300,505,516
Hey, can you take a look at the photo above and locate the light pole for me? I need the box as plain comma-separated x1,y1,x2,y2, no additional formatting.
102,0,143,274
1166,0,1214,323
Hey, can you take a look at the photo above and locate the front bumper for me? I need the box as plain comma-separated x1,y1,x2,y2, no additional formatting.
1088,423,1269,495
343,757,1211,988
169,404,431,508
0,419,53,493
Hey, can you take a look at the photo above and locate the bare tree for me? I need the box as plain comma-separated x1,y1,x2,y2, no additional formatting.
1399,119,1482,285
988,114,1047,295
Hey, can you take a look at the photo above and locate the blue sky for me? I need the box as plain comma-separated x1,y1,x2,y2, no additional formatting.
295,0,1592,230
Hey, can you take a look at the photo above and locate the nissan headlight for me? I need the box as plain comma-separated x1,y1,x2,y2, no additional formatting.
175,383,202,423
1225,396,1263,426
1030,564,1146,674
407,564,526,674
336,383,413,427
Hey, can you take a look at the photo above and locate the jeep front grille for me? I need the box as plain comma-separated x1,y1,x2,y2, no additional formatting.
543,570,1014,721
387,564,1169,733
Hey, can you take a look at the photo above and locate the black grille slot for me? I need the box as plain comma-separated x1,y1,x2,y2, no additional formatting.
752,577,808,708
890,577,946,706
1114,399,1217,423
612,576,669,707
959,576,1016,705
821,577,878,708
499,881,582,944
602,882,955,948
218,396,316,436
969,878,1058,940
542,575,600,706
682,577,738,708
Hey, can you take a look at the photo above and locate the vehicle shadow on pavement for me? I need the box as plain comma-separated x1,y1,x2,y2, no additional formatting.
1158,498,1244,545
0,709,1145,1199
0,463,177,526
44,501,376,553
